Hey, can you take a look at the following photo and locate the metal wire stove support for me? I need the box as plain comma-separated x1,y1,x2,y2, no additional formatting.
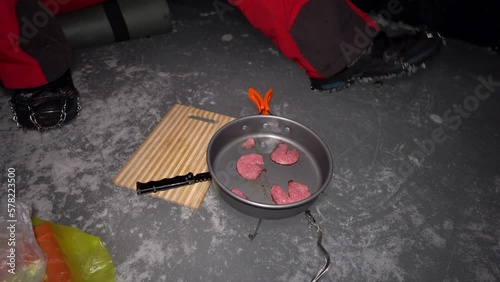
248,218,262,241
305,210,331,281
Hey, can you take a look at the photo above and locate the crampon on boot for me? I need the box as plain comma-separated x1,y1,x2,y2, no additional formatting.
310,24,446,92
9,70,80,131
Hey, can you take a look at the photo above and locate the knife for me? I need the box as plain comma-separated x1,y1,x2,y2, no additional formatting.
136,172,212,194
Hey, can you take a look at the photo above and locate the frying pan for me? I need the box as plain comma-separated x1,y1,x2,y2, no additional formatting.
206,114,333,219
137,89,333,219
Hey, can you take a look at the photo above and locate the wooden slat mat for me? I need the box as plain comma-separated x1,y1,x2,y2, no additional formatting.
113,104,235,208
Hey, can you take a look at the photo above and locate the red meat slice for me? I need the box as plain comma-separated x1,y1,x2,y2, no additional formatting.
271,184,291,205
271,181,311,205
242,137,256,149
270,143,299,165
236,153,265,180
287,181,311,202
231,188,249,199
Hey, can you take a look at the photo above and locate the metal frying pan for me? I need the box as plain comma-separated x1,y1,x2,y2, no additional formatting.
206,114,333,219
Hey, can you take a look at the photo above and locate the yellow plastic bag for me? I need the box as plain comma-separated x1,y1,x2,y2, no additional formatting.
32,218,116,282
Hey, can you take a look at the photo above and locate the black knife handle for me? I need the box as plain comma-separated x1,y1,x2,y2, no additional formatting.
194,172,212,182
136,173,193,194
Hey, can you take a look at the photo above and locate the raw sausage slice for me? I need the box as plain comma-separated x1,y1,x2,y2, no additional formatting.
231,188,249,199
271,181,311,205
287,181,311,202
242,137,255,149
270,143,299,165
236,153,265,180
270,184,291,205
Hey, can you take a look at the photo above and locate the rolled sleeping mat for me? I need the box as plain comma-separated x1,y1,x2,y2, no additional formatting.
56,0,172,49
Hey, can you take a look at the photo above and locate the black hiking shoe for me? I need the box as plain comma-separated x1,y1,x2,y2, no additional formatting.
9,70,81,131
310,27,445,92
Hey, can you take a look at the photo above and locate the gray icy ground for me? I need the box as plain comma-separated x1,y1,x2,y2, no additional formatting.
1,1,499,281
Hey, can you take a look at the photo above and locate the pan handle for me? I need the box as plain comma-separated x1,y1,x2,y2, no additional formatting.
248,88,273,115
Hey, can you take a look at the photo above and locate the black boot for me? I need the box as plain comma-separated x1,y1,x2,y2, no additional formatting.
9,70,80,131
310,23,445,92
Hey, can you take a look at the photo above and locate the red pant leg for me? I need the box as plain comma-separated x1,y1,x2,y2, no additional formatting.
231,0,317,76
0,0,107,89
231,0,378,79
0,0,55,89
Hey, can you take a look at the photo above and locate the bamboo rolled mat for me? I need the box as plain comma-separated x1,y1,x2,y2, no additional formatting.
112,104,235,208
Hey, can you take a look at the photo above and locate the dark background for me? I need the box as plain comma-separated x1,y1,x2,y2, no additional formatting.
352,0,500,47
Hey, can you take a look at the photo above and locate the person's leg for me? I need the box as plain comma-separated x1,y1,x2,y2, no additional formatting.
290,0,379,79
0,0,71,89
230,0,378,79
0,0,108,130
232,0,444,92
0,0,108,89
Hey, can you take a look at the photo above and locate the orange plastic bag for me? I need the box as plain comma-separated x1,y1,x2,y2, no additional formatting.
34,223,72,282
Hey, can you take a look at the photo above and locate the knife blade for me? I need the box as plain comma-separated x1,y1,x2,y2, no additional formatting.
136,172,212,195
